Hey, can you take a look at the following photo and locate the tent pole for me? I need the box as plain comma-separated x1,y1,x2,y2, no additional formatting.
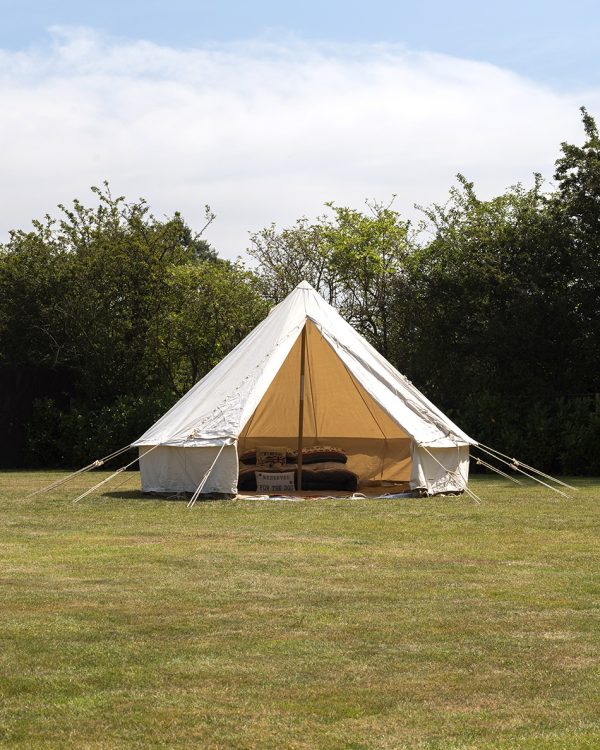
296,325,307,491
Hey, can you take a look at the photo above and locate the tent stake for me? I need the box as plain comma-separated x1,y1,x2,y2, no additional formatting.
296,325,307,492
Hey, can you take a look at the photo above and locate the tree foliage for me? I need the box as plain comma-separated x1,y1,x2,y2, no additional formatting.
1,111,599,473
249,200,411,356
0,185,266,466
551,107,600,387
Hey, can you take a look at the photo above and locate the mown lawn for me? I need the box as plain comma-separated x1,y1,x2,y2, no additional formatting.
0,471,599,749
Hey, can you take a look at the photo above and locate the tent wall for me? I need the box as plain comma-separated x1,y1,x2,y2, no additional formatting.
410,445,470,494
139,445,238,494
139,442,468,495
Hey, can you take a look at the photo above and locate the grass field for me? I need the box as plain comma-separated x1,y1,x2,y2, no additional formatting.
1,472,599,749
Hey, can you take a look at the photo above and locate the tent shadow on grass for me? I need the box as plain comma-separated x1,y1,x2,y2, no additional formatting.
103,490,226,503
102,490,158,501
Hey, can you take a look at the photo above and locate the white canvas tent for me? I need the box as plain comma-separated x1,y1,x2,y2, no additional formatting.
132,281,476,496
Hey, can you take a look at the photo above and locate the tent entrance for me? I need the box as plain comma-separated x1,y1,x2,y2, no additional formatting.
239,320,412,485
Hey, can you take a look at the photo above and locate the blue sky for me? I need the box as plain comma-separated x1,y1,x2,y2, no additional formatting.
2,0,599,87
1,1,599,255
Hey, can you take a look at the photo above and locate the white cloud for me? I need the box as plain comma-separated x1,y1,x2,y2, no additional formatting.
1,27,598,256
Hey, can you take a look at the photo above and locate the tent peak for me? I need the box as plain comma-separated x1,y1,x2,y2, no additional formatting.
296,280,316,291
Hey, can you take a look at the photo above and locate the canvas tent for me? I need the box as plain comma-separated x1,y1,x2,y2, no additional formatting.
132,281,476,496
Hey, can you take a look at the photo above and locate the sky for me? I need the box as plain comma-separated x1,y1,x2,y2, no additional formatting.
1,0,599,256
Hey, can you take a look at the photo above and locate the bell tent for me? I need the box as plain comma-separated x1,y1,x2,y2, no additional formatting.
132,281,476,496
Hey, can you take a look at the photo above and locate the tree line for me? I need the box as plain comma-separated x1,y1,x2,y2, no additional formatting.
1,110,599,473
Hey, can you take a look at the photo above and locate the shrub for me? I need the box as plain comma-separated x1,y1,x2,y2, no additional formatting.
25,393,173,468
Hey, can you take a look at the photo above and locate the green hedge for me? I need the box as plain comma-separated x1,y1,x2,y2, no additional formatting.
25,394,174,468
459,395,600,475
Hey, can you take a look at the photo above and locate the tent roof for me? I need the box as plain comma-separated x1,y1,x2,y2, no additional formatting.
132,281,475,449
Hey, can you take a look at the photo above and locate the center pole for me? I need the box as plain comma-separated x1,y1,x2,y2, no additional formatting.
296,325,307,491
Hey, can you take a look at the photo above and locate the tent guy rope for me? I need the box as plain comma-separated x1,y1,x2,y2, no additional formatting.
421,445,482,504
26,444,132,498
72,444,161,504
473,444,571,498
187,443,227,508
475,442,577,491
474,456,522,484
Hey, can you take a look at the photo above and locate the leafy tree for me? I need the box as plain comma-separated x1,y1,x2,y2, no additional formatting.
0,184,202,399
249,200,412,356
0,185,266,466
154,261,268,395
398,107,600,468
551,106,600,394
405,174,578,406
2,109,600,473
248,217,331,301
320,202,412,358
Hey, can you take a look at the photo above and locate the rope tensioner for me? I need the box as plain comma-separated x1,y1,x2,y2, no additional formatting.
474,456,521,484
